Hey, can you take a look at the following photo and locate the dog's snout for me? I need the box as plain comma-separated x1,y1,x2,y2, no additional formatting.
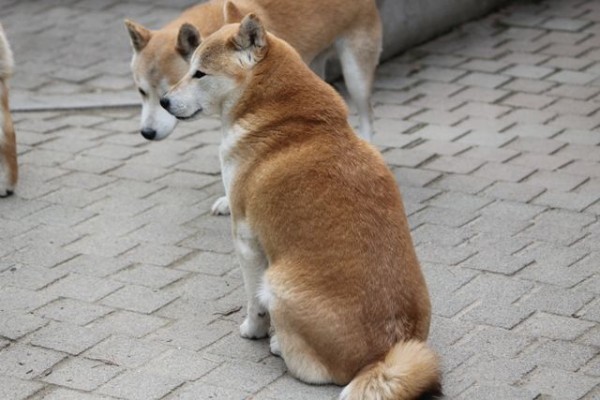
141,128,157,140
159,97,170,110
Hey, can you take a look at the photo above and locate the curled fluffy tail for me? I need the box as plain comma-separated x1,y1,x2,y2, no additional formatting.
0,23,14,79
340,340,442,400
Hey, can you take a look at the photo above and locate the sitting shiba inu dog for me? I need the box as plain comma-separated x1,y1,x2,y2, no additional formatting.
0,23,17,197
125,0,381,143
161,15,441,400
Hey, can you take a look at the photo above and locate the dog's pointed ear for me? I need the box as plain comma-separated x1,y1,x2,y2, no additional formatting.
124,19,151,52
233,14,267,54
176,23,201,59
224,1,244,23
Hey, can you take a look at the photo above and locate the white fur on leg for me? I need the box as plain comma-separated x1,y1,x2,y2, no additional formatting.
235,220,270,339
270,334,282,356
0,107,12,197
335,38,377,142
0,162,12,197
211,195,230,215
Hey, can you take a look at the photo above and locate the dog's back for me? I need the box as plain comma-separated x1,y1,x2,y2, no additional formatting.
0,23,17,197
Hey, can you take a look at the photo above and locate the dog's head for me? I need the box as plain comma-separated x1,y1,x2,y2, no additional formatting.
125,19,203,141
160,14,267,122
124,1,249,141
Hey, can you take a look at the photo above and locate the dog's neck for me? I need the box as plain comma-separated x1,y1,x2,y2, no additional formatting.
225,39,349,139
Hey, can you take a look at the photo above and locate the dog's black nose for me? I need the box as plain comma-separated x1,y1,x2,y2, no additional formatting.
159,97,170,110
141,128,157,140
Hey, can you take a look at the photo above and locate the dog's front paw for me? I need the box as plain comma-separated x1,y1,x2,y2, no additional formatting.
240,316,269,339
0,177,14,198
270,334,282,356
211,196,230,216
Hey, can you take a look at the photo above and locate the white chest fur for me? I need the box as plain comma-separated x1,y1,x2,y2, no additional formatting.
219,124,247,198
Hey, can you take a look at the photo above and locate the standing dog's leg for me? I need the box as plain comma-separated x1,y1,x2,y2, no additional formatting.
234,221,270,339
335,18,382,142
0,80,16,198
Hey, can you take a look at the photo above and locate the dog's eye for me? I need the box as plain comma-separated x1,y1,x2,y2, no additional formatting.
138,88,147,97
193,70,206,79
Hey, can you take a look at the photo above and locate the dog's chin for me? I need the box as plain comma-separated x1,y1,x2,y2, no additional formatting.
175,108,203,121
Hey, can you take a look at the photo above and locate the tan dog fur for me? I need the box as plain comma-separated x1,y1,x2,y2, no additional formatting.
162,15,441,400
125,0,381,142
0,23,17,197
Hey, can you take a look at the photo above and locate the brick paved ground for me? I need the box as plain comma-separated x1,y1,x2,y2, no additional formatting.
1,0,600,399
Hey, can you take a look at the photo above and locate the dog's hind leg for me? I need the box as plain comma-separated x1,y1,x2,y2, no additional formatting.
262,272,335,385
335,14,382,142
234,220,270,339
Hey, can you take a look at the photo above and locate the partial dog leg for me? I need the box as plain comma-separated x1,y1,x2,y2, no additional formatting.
211,195,230,215
0,80,16,197
261,273,334,384
309,47,334,81
335,18,382,142
234,221,270,339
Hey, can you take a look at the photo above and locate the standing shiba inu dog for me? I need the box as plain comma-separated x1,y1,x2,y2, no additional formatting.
0,23,17,197
125,0,381,143
161,15,441,400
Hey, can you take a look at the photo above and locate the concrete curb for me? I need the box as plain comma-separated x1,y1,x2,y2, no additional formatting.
378,0,512,61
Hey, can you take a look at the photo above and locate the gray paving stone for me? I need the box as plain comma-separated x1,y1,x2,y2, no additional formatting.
255,374,341,400
42,357,123,391
519,339,597,372
119,243,193,267
111,264,187,289
53,254,131,278
166,381,251,400
29,321,109,355
456,384,538,400
514,312,595,340
43,273,123,303
34,388,113,400
0,376,44,400
0,311,48,340
503,64,556,79
85,335,169,368
472,162,535,182
0,265,67,291
462,302,533,329
457,130,515,147
533,190,599,212
98,369,184,400
146,319,232,351
425,156,484,174
34,298,112,326
456,326,533,359
520,367,599,400
0,287,57,313
0,344,66,379
200,359,285,393
508,153,572,171
457,72,512,88
100,285,177,314
505,137,565,155
482,181,545,202
87,310,169,338
524,170,588,192
428,173,494,194
173,252,238,276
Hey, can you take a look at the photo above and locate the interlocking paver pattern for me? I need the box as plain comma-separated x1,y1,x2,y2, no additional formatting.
0,0,600,399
